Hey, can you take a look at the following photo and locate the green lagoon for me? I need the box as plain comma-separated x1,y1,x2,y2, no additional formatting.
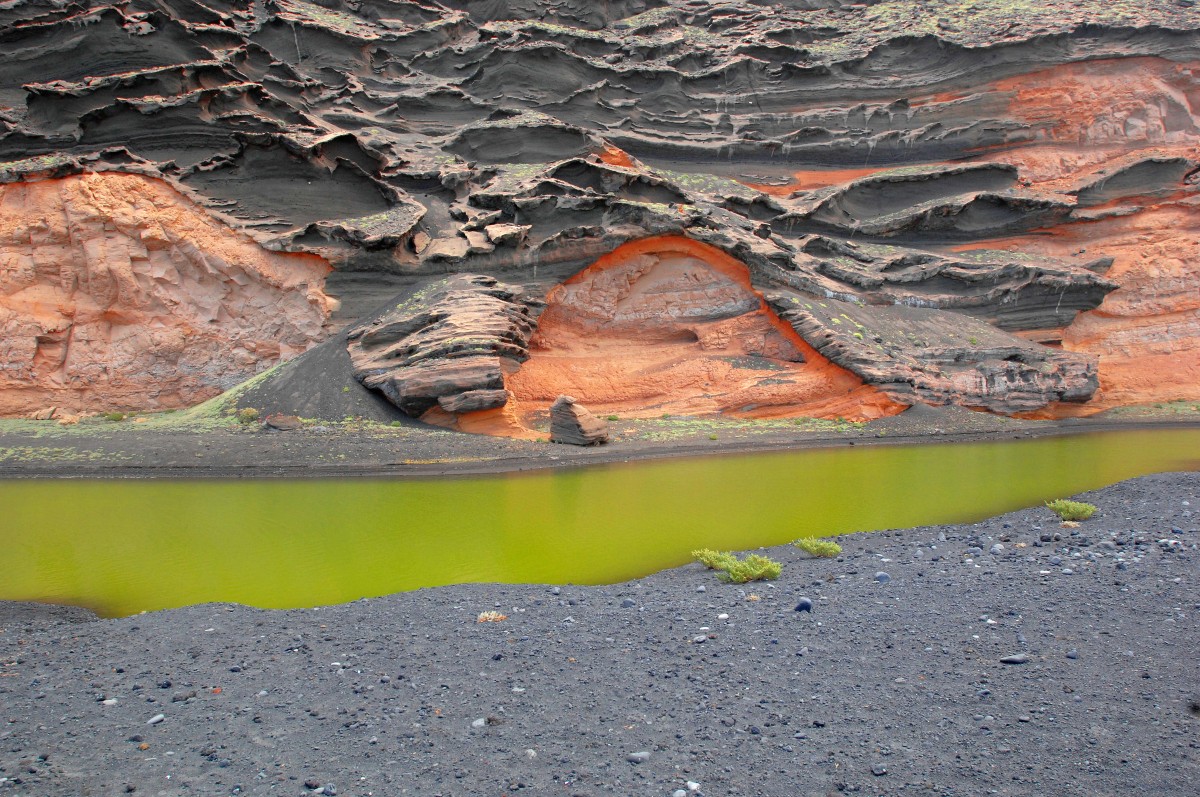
1,428,1197,617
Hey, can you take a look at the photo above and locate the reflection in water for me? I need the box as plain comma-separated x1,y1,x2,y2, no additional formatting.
1,429,1197,616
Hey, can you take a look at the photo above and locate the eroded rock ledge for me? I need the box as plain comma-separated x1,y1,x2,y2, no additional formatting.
346,274,543,428
0,1,1197,424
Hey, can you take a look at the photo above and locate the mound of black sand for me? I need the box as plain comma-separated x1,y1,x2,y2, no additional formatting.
2,472,1196,796
231,329,409,425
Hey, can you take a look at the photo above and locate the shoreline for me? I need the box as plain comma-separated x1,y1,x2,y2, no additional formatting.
1,407,1199,480
1,471,1196,796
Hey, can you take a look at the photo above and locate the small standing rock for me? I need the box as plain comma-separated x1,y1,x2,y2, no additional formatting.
795,597,814,613
1000,653,1030,665
549,395,609,446
626,751,651,764
875,571,891,584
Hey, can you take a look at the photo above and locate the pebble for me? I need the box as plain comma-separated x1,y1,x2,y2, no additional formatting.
687,782,701,791
1000,653,1030,665
871,764,888,776
692,635,707,644
696,585,706,593
621,598,636,608
674,791,688,797
551,587,560,595
626,751,651,764
1062,568,1074,575
146,714,165,725
717,613,729,620
874,571,891,584
794,597,813,613
471,718,486,728
990,543,1004,555
1066,649,1079,659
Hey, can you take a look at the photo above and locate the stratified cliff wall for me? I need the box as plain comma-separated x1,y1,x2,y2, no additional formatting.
0,172,333,415
1,0,1197,423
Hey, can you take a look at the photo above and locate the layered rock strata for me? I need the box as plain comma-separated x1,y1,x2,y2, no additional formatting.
0,1,1197,423
346,274,544,433
0,172,333,415
549,396,609,446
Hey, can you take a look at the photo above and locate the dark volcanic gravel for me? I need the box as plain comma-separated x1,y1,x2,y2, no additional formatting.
1,473,1197,797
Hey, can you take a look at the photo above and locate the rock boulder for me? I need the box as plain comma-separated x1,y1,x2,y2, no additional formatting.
549,396,609,446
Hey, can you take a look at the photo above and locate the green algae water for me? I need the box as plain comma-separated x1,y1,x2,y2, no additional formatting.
1,428,1197,617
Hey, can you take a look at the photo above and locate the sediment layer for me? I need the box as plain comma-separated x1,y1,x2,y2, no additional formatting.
1,1,1197,425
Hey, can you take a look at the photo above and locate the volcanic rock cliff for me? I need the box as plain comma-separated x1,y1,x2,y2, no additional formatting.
1,0,1197,430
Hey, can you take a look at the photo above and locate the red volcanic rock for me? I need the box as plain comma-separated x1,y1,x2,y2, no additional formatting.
549,396,609,446
0,173,334,416
0,2,1197,430
263,414,303,431
507,236,904,424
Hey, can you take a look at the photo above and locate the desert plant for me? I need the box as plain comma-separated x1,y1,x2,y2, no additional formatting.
794,537,842,557
692,549,781,583
1045,499,1097,521
693,548,736,570
103,412,126,422
236,407,260,425
476,610,507,623
606,415,619,421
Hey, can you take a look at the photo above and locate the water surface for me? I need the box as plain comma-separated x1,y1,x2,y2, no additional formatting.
1,429,1196,616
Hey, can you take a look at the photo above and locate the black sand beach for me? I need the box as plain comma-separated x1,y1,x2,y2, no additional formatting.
2,471,1197,796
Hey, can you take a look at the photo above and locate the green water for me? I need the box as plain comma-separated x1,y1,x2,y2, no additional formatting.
1,429,1197,617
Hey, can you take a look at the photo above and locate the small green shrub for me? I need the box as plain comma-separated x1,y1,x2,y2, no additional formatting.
794,537,842,557
692,549,782,583
1045,499,1096,521
389,420,403,427
236,408,260,425
708,433,718,440
693,548,736,570
104,412,126,422
342,386,351,393
606,415,619,421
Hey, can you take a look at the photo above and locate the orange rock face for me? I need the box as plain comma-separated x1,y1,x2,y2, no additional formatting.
936,56,1200,415
966,204,1200,416
505,236,903,425
0,172,334,416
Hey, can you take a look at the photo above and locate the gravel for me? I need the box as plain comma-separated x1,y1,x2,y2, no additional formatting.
0,472,1196,796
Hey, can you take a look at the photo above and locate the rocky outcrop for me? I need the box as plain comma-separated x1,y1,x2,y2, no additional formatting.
0,172,333,415
0,1,1197,425
345,275,544,420
507,236,903,424
549,396,609,446
766,293,1099,414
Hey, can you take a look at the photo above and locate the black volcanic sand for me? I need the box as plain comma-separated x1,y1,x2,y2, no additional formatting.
1,472,1197,796
2,402,1199,480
